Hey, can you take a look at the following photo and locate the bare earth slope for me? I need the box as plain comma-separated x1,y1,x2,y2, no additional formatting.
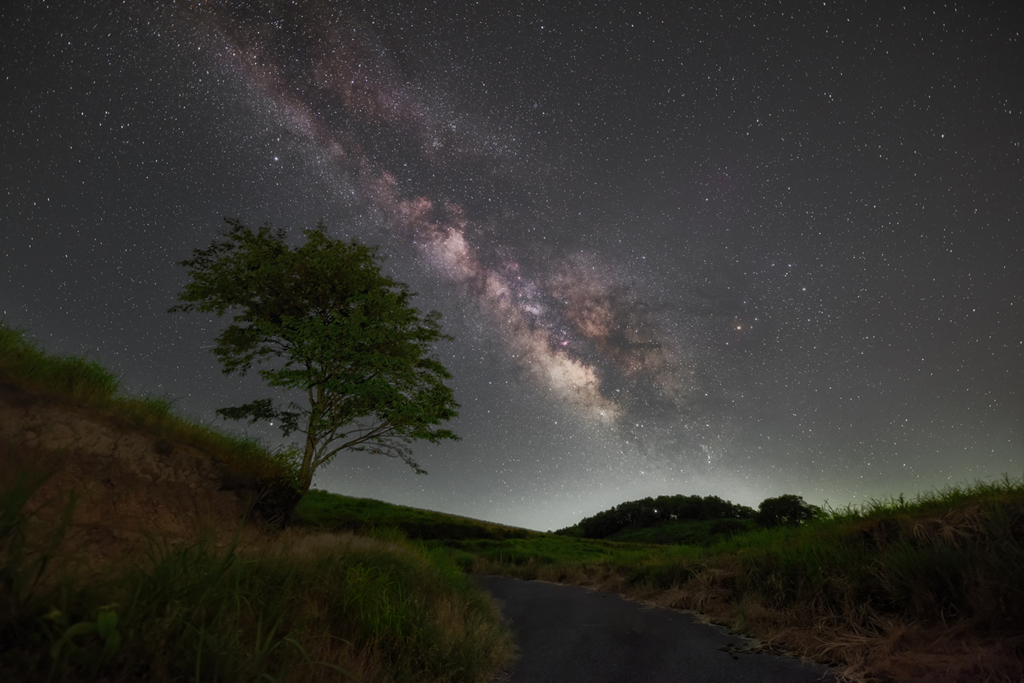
0,380,264,562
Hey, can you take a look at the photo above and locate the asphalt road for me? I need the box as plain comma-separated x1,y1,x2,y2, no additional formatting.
474,576,837,683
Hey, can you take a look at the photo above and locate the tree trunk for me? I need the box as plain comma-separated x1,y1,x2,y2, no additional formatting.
299,427,316,494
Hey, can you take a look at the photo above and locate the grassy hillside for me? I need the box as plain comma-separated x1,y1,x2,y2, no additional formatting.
555,492,817,546
293,489,531,541
0,323,300,494
603,517,758,546
0,324,514,682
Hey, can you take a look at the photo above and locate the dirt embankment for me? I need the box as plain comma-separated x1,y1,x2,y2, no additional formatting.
0,382,265,563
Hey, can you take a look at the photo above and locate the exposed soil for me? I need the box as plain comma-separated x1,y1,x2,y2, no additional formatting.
0,380,265,565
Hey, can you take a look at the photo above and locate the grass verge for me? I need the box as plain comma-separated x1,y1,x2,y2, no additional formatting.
600,517,758,546
0,322,516,681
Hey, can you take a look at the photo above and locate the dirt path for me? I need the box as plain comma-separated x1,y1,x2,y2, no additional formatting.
475,575,837,683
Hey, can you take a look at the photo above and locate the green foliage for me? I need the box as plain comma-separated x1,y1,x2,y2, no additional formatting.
724,481,1024,629
46,604,123,674
0,465,75,663
755,494,821,528
561,492,823,544
458,475,1024,638
171,219,460,492
605,517,758,546
442,534,691,567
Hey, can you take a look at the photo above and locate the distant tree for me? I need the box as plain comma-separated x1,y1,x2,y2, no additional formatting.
756,494,821,528
170,218,460,494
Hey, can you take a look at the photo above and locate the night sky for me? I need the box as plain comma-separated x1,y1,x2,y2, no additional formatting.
3,1,1021,531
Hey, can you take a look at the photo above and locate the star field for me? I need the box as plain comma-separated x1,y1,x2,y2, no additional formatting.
2,1,1021,530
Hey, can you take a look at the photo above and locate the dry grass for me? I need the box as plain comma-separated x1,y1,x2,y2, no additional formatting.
675,500,1022,681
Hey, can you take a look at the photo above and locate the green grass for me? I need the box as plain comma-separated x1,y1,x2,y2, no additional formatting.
5,320,1022,680
294,475,1023,680
603,518,758,546
720,477,1024,621
207,468,1024,681
438,534,704,588
290,475,1024,629
439,476,1024,681
293,489,531,541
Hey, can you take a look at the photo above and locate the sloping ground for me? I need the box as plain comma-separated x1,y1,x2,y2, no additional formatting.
570,499,1024,683
604,518,757,546
0,379,264,561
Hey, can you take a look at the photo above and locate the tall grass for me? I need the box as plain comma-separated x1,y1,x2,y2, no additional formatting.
722,477,1024,626
0,322,516,681
0,464,515,682
0,325,121,404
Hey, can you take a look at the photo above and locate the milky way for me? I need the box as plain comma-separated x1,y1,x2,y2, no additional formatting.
2,0,1021,530
184,0,702,430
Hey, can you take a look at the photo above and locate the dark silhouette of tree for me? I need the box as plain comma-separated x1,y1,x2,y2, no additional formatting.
755,494,821,528
574,494,756,539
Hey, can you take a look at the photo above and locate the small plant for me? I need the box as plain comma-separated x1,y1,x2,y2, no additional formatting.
46,604,122,673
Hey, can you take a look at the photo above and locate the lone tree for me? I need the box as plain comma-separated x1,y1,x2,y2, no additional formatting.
171,218,459,493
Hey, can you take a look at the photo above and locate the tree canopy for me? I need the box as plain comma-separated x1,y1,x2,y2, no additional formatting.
755,494,821,528
170,218,459,493
560,491,823,539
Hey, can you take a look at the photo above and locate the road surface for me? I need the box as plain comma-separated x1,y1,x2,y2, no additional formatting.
475,575,836,683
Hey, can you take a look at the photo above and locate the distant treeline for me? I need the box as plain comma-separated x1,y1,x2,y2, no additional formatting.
558,493,819,540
